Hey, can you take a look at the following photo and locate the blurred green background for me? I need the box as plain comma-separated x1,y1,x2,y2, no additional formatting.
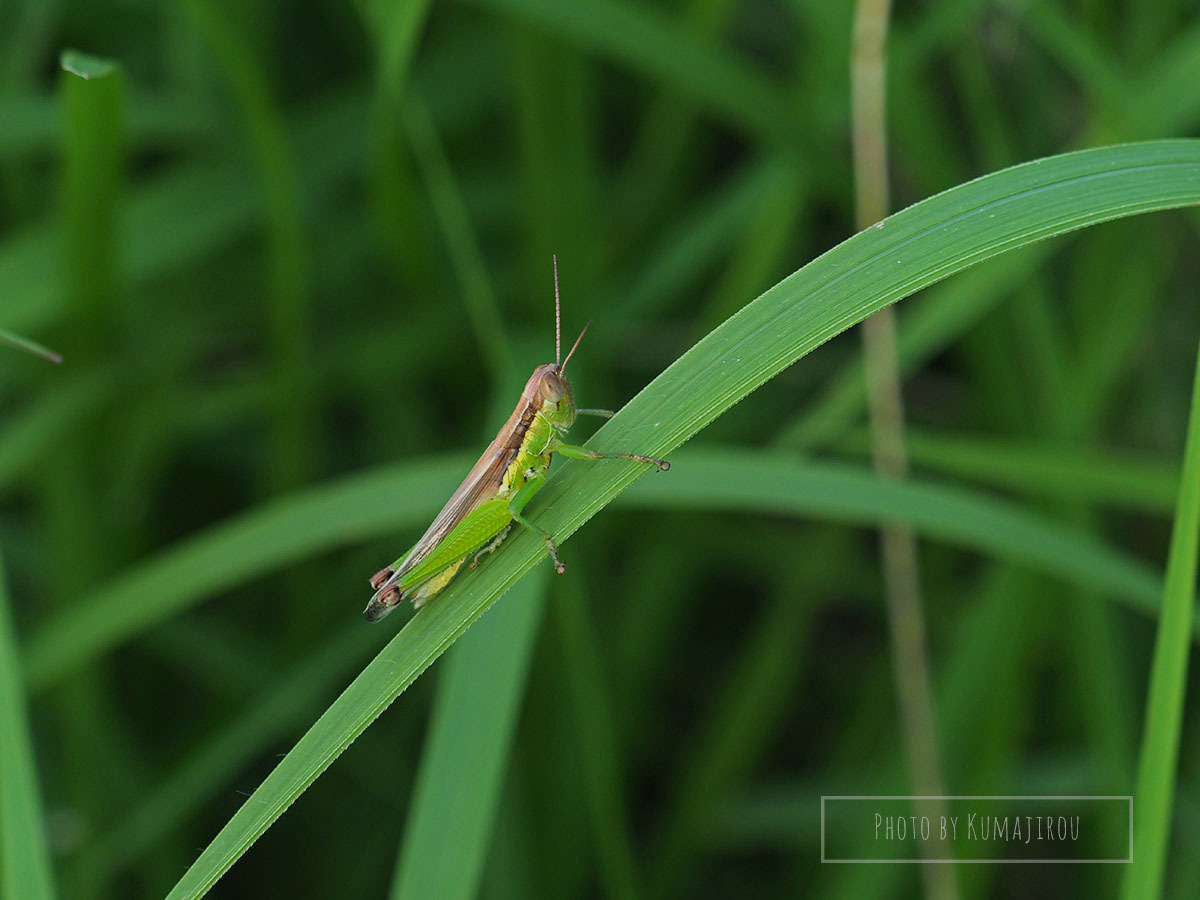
2,0,1199,898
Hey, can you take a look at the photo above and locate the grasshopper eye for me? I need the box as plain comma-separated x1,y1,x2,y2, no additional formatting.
540,371,563,403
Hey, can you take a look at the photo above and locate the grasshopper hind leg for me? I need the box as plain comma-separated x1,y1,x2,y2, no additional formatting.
555,440,669,471
470,524,512,570
511,508,566,574
508,473,566,574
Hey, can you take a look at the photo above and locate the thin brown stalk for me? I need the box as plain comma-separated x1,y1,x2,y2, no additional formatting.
852,1,959,896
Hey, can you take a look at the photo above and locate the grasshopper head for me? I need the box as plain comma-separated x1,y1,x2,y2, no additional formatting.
364,584,403,622
530,363,576,429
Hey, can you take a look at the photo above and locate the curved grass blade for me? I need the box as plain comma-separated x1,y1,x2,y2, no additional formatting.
25,455,472,690
160,140,1200,899
621,448,1164,618
881,429,1180,515
27,440,1174,695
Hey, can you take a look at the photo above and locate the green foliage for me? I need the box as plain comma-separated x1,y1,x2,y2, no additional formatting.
1120,341,1200,900
0,328,62,364
1,3,1199,900
0,556,58,900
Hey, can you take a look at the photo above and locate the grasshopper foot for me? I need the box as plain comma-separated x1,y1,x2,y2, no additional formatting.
544,536,566,574
629,453,669,472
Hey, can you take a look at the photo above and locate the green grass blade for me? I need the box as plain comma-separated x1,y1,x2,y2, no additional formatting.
883,428,1180,514
70,624,382,890
403,94,513,380
1119,337,1200,900
0,93,365,341
621,449,1164,619
25,455,472,690
459,0,787,140
647,586,811,899
0,378,111,490
388,573,545,900
0,327,61,363
60,47,123,361
775,248,1050,450
553,578,641,900
370,0,434,88
59,49,118,81
27,440,1175,696
0,554,58,900
181,0,312,490
361,0,435,281
0,92,217,158
158,141,1200,899
612,158,785,319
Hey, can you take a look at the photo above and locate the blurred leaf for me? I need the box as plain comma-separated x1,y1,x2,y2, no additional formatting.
622,448,1163,616
646,582,811,899
28,439,1180,695
553,578,640,900
0,93,216,158
0,378,111,489
459,0,787,139
0,94,366,340
388,573,545,900
885,428,1180,514
182,0,312,489
70,624,382,888
0,327,61,363
404,94,512,380
25,455,473,690
160,140,1200,899
59,49,119,81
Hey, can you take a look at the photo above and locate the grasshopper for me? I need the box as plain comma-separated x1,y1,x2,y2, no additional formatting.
364,258,669,622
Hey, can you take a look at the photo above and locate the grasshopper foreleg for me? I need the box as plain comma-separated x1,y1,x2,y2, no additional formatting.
555,440,670,472
508,473,565,574
470,524,512,570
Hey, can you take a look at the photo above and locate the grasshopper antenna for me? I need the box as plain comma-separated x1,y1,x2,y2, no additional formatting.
560,320,591,376
553,254,562,367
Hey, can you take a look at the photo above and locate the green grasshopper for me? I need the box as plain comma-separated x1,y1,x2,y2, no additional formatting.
364,259,669,622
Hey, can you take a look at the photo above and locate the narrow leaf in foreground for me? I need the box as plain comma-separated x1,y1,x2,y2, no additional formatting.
1119,337,1200,900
